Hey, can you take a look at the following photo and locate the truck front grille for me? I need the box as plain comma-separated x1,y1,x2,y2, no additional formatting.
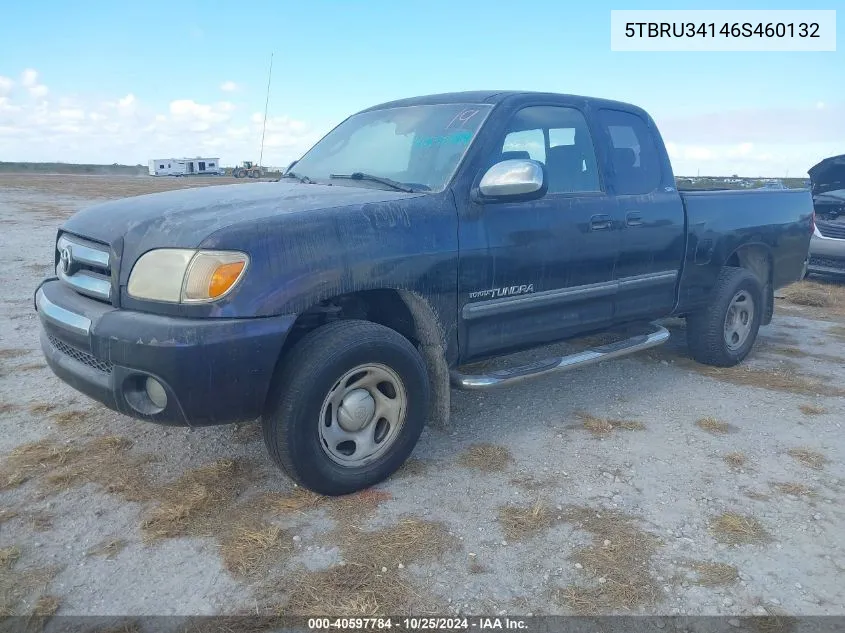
56,233,113,303
816,220,845,240
48,335,114,374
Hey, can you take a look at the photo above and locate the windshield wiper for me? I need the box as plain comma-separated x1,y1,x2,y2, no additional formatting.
329,172,421,193
280,171,314,184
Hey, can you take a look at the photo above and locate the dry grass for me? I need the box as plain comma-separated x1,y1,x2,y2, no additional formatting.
744,490,771,502
650,347,845,397
31,594,61,616
554,507,661,613
0,547,21,569
340,518,456,568
38,436,153,501
259,488,327,513
0,546,59,617
28,403,56,415
86,539,127,560
0,440,79,490
696,417,735,435
29,512,53,532
498,500,557,541
724,452,747,468
282,562,440,616
50,409,89,426
0,348,28,359
141,459,255,541
0,403,19,415
458,443,513,472
0,509,18,524
576,412,646,436
829,325,845,342
767,346,808,358
281,515,453,616
710,512,771,544
18,363,47,372
509,475,553,491
780,281,836,308
220,518,291,579
799,404,827,416
689,561,739,586
468,560,488,574
787,448,829,470
771,482,815,496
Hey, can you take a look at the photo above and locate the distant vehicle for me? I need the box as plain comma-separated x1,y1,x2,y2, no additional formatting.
807,154,845,278
758,180,788,190
35,90,813,495
233,161,264,179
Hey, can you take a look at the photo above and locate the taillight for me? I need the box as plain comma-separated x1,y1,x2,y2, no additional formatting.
810,210,815,234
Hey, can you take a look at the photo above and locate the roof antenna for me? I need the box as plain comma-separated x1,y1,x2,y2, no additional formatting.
259,52,273,173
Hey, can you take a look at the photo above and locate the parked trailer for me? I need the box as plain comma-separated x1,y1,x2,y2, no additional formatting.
148,158,223,177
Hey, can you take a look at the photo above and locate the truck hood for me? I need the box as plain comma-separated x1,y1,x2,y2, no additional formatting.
809,154,845,196
62,181,423,252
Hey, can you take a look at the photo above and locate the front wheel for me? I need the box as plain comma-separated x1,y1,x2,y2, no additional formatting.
686,267,763,367
262,320,430,496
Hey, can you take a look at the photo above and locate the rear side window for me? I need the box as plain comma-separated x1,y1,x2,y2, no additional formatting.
597,109,661,195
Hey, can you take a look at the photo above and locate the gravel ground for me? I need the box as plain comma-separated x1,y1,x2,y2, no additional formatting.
1,174,843,625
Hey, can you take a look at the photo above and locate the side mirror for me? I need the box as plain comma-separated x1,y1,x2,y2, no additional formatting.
475,159,546,202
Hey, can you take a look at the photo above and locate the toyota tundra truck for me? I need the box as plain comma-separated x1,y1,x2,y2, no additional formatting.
34,91,814,495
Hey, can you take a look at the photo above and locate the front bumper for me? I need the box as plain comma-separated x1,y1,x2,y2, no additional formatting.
35,279,296,426
808,232,845,277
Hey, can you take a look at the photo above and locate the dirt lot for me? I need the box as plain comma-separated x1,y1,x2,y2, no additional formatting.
1,174,844,624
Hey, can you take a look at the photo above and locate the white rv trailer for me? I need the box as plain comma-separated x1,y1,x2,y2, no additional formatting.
148,157,222,176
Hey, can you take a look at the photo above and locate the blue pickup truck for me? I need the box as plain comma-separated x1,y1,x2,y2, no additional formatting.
35,91,814,495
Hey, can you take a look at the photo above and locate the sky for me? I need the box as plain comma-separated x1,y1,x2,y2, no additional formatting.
0,0,842,177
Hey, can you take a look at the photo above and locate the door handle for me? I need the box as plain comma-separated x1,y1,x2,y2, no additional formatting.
626,211,643,227
590,214,612,231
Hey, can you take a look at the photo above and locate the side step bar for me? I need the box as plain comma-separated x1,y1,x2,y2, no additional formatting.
450,323,670,390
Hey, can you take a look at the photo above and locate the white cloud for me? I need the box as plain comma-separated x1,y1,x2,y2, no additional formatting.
0,68,321,167
21,69,38,88
0,76,13,95
20,68,49,98
220,81,238,92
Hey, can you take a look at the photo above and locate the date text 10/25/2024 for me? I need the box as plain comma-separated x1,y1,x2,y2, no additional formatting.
307,617,529,630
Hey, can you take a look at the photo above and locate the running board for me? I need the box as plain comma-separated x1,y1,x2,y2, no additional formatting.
451,323,670,390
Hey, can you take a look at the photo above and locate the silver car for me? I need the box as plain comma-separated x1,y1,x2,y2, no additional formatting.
808,154,845,278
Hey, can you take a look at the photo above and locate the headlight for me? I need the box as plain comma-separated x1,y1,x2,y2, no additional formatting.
127,249,249,303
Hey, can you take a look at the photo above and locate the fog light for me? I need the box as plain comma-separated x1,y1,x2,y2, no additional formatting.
145,377,168,409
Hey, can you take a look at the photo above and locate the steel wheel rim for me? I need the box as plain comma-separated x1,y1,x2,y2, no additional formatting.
318,363,407,467
724,290,755,351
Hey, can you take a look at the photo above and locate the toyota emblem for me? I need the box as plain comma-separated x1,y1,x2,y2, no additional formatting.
59,246,72,274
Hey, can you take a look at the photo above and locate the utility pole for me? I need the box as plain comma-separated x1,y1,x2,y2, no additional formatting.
259,52,274,172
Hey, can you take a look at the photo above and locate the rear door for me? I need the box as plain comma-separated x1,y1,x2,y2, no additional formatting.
457,103,620,361
595,108,685,320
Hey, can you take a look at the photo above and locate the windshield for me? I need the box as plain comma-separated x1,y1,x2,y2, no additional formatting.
288,103,493,192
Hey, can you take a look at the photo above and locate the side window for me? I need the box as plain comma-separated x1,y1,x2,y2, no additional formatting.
597,109,661,195
497,106,601,194
502,129,545,162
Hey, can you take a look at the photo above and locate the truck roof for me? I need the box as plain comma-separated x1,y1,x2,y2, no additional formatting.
361,91,646,116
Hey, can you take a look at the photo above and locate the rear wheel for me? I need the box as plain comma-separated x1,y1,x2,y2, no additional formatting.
686,267,763,367
262,320,430,496
234,168,246,178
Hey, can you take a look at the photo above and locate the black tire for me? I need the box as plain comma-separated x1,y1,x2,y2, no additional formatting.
235,168,246,178
686,267,763,367
262,320,430,496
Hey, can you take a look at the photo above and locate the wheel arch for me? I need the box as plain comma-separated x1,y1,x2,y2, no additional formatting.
266,288,451,427
723,242,774,325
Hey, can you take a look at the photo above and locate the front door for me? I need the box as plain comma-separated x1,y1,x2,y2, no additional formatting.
458,104,620,362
